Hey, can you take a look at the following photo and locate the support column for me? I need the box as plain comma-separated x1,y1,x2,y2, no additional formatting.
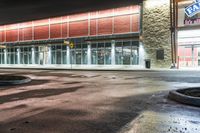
47,46,51,64
4,48,7,64
67,45,70,65
87,42,91,65
111,40,115,65
32,47,35,64
139,42,145,67
17,48,20,64
143,0,171,68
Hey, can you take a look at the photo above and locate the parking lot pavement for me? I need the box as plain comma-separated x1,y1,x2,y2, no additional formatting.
0,69,199,133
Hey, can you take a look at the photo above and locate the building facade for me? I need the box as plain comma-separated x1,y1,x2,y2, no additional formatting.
0,0,175,70
177,0,200,69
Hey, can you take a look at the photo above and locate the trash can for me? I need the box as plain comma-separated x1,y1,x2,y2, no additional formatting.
145,59,151,69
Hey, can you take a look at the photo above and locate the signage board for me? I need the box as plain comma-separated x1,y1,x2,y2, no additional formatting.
185,0,200,17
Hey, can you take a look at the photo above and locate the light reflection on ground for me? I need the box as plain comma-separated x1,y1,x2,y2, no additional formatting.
0,69,199,133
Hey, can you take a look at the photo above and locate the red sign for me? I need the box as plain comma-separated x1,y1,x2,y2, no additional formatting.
184,18,200,25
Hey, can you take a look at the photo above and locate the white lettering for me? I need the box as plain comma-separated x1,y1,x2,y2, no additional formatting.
193,5,199,11
186,7,194,14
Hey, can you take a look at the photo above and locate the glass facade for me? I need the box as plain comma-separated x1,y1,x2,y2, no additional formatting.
115,41,139,65
91,42,111,65
6,47,18,64
0,40,140,67
71,43,88,65
21,47,32,64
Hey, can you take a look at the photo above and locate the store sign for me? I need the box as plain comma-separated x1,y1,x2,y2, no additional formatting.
184,18,200,25
185,0,200,17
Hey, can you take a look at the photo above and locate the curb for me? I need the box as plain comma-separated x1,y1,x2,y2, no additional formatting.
0,76,31,86
168,88,200,107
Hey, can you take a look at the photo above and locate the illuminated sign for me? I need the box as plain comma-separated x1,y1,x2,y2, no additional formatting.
185,0,200,17
184,18,200,25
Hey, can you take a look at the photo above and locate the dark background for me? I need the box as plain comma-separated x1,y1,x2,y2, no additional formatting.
0,0,141,25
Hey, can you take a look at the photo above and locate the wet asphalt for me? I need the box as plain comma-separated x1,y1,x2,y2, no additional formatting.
0,69,199,133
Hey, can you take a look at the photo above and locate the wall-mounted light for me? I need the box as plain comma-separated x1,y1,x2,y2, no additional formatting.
145,0,169,9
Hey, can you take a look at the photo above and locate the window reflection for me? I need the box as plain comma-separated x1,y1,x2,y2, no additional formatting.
91,42,111,65
70,43,88,65
0,40,139,66
115,41,139,65
51,44,67,64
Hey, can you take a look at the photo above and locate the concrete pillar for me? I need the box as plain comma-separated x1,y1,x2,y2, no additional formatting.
139,42,145,66
48,46,51,64
111,40,115,65
32,47,35,64
17,48,20,64
4,49,7,64
87,42,91,65
67,45,70,64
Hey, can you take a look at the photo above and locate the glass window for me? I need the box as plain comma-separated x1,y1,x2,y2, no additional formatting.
15,49,18,64
76,44,82,49
105,42,111,65
76,50,82,64
0,48,4,64
35,52,39,64
91,43,97,64
50,44,68,65
62,45,67,50
71,50,76,64
35,47,39,52
115,42,123,65
62,50,67,64
91,42,111,65
97,48,104,65
69,43,88,65
19,46,33,64
51,51,56,64
57,45,62,50
7,47,16,64
11,52,15,64
123,41,131,65
115,41,139,65
91,43,97,48
82,49,87,64
132,48,139,65
24,52,28,64
82,43,88,49
62,45,67,64
56,50,62,64
1,49,5,64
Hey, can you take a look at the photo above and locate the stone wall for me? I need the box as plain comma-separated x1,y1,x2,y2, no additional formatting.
142,0,172,68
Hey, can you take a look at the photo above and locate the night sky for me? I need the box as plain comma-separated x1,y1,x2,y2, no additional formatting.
0,0,141,25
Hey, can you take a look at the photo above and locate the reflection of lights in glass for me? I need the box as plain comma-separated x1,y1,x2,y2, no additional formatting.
178,29,200,44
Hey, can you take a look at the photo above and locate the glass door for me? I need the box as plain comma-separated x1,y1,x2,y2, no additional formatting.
178,45,200,68
178,46,193,67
